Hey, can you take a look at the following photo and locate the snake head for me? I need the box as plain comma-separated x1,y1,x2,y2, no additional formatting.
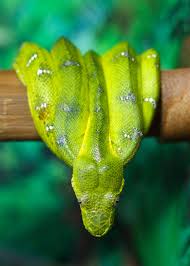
72,155,124,237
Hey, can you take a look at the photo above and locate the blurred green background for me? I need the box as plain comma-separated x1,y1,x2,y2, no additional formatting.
1,0,190,265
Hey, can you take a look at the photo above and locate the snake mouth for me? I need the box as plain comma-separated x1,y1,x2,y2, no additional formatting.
81,209,115,237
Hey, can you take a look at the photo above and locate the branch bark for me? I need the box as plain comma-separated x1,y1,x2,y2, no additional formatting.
0,69,190,141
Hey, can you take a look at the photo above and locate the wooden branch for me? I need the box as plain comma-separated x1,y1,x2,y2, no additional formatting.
0,69,190,141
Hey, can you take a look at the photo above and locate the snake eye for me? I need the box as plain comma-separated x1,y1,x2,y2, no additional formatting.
115,197,119,205
78,194,89,206
78,199,82,205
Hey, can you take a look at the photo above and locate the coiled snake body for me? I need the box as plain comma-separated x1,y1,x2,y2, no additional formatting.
14,37,160,237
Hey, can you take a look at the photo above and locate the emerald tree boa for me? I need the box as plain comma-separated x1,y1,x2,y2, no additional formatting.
13,37,160,237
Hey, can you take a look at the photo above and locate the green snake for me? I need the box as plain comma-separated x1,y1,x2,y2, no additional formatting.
13,37,160,237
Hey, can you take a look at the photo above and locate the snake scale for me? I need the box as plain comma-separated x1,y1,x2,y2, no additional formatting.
13,37,160,237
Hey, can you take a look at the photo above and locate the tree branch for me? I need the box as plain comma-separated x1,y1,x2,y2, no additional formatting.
0,69,190,141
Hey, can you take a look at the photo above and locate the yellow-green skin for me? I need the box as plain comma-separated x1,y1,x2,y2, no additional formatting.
13,37,160,237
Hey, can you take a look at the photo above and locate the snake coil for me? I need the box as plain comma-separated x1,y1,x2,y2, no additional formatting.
13,37,160,237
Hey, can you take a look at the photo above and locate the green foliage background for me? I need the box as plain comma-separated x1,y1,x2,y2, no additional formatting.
0,0,190,265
